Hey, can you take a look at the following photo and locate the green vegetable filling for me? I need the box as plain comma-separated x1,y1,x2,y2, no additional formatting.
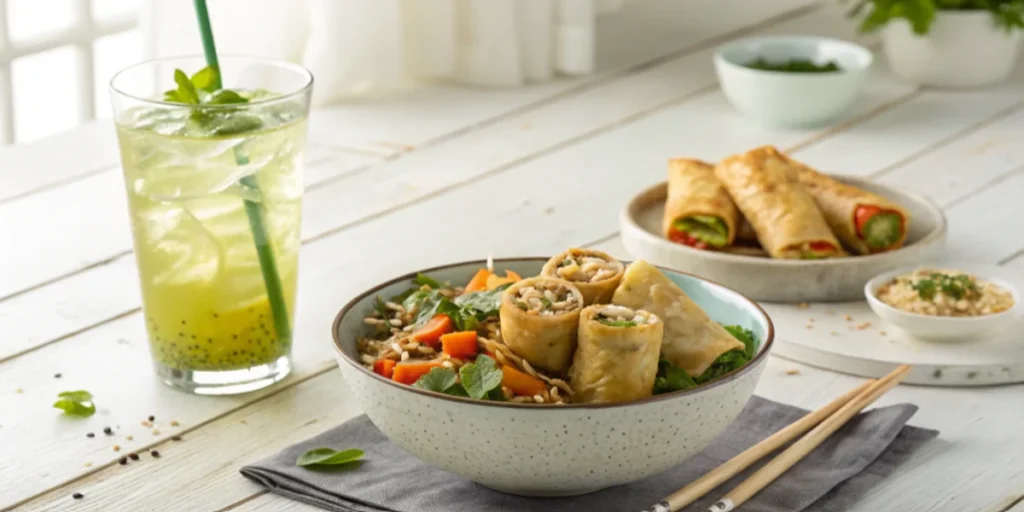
597,317,638,327
744,57,841,73
861,212,903,249
673,215,729,247
652,324,758,395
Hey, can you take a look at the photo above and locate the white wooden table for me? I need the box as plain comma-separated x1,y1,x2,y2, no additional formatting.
3,2,1023,511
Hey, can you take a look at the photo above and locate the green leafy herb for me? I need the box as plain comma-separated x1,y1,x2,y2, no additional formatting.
458,355,504,399
414,367,461,393
164,69,201,104
598,317,638,327
453,284,510,315
695,349,751,384
653,360,698,394
540,297,553,309
844,0,1024,36
414,273,444,289
911,272,978,301
190,67,220,93
296,448,365,467
405,284,510,332
744,58,841,73
53,390,96,417
373,297,391,324
723,325,757,359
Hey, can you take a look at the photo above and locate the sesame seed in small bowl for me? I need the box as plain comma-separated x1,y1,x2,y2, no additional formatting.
865,265,1021,341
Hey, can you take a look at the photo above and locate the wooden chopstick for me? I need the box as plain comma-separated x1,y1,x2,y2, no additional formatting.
641,364,910,512
704,364,911,512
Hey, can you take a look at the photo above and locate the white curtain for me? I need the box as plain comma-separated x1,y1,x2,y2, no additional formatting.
142,0,638,106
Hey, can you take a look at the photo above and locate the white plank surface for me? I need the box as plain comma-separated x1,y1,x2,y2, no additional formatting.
4,2,1024,511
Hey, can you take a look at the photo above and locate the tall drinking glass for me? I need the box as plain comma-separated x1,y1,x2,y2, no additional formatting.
110,57,312,395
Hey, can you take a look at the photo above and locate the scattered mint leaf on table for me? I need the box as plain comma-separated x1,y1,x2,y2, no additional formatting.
296,448,364,467
53,390,96,417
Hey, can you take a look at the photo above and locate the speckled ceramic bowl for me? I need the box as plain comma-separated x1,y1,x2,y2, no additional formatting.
332,258,773,497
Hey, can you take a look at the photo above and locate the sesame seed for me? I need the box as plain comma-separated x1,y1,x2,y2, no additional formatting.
150,450,160,458
152,428,160,435
141,421,152,427
785,369,800,376
844,315,853,321
171,436,182,442
830,331,839,336
72,493,84,500
125,435,133,441
796,302,810,309
170,420,179,427
113,445,121,452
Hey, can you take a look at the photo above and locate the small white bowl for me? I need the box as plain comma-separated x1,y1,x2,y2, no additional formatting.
865,265,1021,341
714,36,873,128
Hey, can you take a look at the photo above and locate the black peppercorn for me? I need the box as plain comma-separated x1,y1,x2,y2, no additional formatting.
118,457,127,465
86,432,95,438
72,493,84,500
148,415,155,422
103,426,113,435
150,450,160,458
129,453,140,461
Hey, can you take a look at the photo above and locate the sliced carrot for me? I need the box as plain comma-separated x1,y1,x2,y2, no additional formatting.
411,314,453,345
392,361,442,385
485,269,524,290
373,359,396,379
463,268,493,293
441,331,479,359
501,365,547,397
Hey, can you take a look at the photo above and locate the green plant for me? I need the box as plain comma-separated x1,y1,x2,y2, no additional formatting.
844,0,1024,34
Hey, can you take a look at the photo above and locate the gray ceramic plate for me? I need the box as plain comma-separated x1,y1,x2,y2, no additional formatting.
619,176,947,302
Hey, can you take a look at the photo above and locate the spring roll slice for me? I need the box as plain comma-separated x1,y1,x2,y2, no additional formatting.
541,248,625,305
785,156,910,254
570,305,663,404
612,260,744,377
662,159,740,249
714,146,842,259
499,277,583,374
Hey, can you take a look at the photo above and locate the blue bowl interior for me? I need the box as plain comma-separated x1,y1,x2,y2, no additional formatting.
336,259,772,359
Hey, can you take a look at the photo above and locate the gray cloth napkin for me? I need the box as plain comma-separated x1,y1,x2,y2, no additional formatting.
240,396,937,512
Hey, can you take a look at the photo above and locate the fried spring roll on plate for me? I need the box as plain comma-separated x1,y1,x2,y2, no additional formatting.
541,248,624,305
662,159,741,250
612,260,744,377
499,277,584,374
570,305,663,404
785,156,910,254
714,146,843,259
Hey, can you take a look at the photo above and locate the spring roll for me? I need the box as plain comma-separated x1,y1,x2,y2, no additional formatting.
714,146,842,259
499,277,584,374
612,260,744,377
541,248,624,305
570,305,663,404
662,159,740,249
784,156,910,254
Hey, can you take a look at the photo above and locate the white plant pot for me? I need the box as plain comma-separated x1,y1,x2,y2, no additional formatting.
883,11,1024,88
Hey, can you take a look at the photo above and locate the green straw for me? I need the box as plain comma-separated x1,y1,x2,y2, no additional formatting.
192,0,291,345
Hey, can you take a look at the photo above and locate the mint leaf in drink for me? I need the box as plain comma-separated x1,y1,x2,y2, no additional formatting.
206,113,264,135
207,89,248,105
172,69,201,104
296,448,364,467
53,390,96,417
191,66,219,93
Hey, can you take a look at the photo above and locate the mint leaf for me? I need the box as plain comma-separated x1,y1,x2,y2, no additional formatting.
206,114,263,135
207,89,248,105
172,69,200,104
53,390,96,417
459,355,503,399
454,284,510,316
191,66,220,93
414,273,443,289
296,448,364,467
414,367,459,393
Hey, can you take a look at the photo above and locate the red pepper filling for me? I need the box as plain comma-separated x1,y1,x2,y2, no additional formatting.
669,229,710,250
808,241,836,252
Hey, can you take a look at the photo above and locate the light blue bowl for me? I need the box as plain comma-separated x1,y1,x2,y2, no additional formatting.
331,258,774,496
715,36,873,128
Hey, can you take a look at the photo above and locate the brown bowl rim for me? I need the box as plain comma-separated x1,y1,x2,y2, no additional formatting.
331,257,775,410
